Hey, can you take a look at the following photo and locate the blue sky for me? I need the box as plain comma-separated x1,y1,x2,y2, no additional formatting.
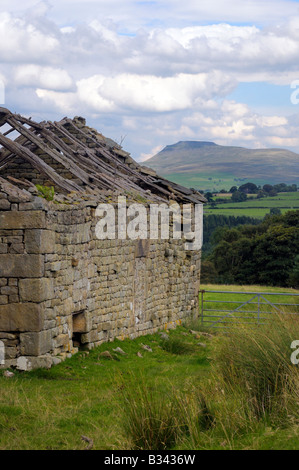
1,0,299,160
228,82,295,112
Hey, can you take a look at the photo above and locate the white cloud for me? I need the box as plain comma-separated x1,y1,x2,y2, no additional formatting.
35,88,77,115
0,12,59,63
15,65,73,91
179,100,299,150
4,0,299,31
96,72,233,112
77,76,115,112
35,71,236,113
0,2,299,158
166,24,259,49
165,0,299,25
256,115,288,127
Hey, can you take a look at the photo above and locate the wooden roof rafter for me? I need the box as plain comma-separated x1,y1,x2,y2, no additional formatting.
0,107,207,204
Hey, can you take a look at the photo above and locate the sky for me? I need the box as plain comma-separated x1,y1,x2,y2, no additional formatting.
1,0,299,161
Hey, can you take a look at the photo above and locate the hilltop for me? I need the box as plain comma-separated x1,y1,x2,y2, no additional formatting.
145,141,299,191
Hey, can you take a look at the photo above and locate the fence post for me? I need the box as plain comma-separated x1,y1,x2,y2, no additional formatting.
200,290,204,326
0,340,4,366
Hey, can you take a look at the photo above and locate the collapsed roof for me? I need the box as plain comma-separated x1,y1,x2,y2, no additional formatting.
0,107,206,205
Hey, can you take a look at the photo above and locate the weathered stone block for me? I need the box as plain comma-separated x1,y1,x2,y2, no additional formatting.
0,332,17,340
72,311,91,333
0,303,44,331
24,230,55,254
1,286,18,296
0,295,8,305
5,346,18,359
9,244,24,254
55,334,69,347
16,355,52,371
19,278,54,302
0,180,33,203
0,254,44,278
20,330,52,356
0,211,46,229
81,330,99,343
0,199,10,210
18,198,47,211
0,244,7,254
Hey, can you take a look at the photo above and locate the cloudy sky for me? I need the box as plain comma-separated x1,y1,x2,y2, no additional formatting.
1,0,299,161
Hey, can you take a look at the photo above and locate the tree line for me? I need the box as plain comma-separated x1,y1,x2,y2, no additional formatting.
201,210,299,288
203,214,261,253
204,182,297,203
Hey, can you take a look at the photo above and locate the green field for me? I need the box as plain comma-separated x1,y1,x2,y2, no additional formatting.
163,171,269,193
200,283,299,327
204,192,299,219
1,283,299,450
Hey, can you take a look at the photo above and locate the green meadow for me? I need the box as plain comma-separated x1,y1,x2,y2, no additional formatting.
1,283,299,450
163,172,274,193
204,192,299,219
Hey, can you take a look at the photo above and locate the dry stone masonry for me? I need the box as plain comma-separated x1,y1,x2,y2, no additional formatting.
0,108,206,370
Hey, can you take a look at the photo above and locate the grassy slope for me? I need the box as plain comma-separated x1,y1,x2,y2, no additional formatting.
146,141,299,191
1,283,299,450
162,171,248,193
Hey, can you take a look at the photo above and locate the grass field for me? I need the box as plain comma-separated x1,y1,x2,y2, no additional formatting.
204,192,299,219
200,284,299,328
0,327,209,450
163,172,281,193
1,283,299,450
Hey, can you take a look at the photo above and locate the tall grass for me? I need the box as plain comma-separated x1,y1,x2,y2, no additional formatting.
121,378,219,450
122,313,299,449
121,380,180,450
213,313,299,421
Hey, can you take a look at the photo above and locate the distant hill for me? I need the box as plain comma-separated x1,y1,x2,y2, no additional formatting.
145,141,299,191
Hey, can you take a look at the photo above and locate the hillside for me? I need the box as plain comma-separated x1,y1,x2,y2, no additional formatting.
145,141,299,191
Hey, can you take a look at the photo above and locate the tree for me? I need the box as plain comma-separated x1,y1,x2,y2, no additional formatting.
257,190,265,199
231,191,247,202
289,255,299,288
207,210,299,287
270,208,281,216
253,224,299,286
200,260,218,284
205,192,214,202
239,182,258,194
263,184,274,193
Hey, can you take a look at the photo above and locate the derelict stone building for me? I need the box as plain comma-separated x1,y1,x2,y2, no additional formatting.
0,107,206,370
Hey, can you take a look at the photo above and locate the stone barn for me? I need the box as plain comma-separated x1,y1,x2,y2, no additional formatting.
0,107,206,370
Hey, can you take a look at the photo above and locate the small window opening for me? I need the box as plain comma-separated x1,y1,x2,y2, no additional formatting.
72,311,86,349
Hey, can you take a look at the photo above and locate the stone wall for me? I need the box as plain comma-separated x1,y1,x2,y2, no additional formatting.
0,155,74,187
0,186,201,370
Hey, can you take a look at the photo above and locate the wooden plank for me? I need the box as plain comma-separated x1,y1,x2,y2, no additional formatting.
6,116,95,188
0,108,205,204
0,132,81,193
